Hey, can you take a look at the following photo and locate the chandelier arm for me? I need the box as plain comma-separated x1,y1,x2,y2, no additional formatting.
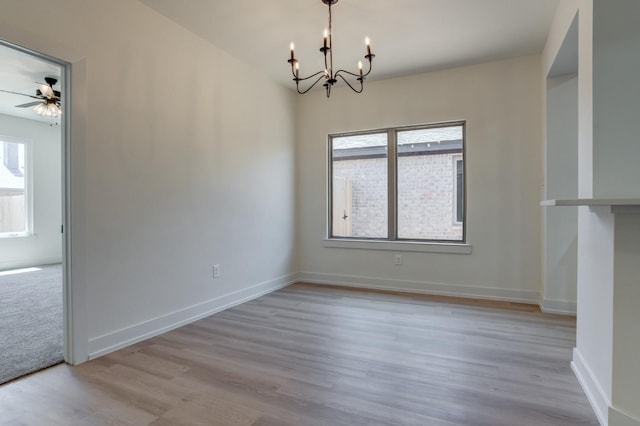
334,69,361,78
294,70,327,82
333,54,373,80
362,57,374,77
297,74,327,94
336,73,363,94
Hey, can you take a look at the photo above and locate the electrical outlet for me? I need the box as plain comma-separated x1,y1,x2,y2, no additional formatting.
395,254,402,265
213,264,221,278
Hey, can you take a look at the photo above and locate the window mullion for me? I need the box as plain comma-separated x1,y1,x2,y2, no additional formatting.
387,129,397,241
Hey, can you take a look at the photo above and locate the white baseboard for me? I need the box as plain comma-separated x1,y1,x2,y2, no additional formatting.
0,256,62,271
88,273,298,359
572,347,610,426
609,407,640,426
541,298,577,315
298,272,540,304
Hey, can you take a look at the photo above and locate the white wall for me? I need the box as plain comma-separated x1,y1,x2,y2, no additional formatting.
542,2,640,426
575,207,614,424
612,213,640,424
297,55,542,303
592,1,640,424
592,0,640,198
543,2,612,424
1,0,297,360
0,114,62,269
544,75,578,314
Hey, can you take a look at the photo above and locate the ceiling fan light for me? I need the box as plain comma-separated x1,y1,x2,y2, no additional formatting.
48,104,61,118
34,103,46,115
34,102,61,118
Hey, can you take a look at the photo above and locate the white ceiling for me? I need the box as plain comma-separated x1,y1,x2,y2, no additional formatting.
0,0,561,118
0,44,62,123
139,0,560,88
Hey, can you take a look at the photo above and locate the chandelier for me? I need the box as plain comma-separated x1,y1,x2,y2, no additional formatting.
287,0,375,98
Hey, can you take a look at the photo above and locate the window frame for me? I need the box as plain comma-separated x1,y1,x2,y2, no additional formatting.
328,120,466,245
452,154,464,227
0,135,33,238
328,130,389,241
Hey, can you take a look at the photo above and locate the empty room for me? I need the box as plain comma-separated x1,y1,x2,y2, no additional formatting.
0,1,638,425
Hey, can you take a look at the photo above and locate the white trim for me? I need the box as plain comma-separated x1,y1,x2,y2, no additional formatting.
608,407,640,426
64,54,86,365
25,138,33,236
540,298,577,315
0,232,35,239
0,256,62,271
323,238,472,254
572,347,610,426
452,154,463,227
298,272,539,303
0,135,33,236
87,273,298,359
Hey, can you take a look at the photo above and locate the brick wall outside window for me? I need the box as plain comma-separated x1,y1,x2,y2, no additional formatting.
332,152,462,240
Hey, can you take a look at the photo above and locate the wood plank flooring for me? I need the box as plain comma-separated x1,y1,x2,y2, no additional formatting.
0,283,599,425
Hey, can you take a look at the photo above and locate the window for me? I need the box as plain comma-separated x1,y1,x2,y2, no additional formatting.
0,139,30,236
331,132,388,239
329,122,465,243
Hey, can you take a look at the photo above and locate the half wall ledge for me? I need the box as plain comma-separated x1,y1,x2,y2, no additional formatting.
541,198,640,214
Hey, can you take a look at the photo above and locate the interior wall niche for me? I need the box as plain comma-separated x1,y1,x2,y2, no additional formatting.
543,14,579,313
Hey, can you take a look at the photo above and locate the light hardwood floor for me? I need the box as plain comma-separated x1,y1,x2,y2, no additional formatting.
0,283,598,426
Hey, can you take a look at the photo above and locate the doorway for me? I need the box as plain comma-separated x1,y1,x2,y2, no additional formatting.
0,41,68,384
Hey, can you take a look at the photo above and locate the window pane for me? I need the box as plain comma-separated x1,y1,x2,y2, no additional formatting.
397,125,464,241
0,141,27,234
331,133,388,238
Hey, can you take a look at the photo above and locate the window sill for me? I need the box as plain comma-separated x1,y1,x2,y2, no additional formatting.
0,233,37,240
323,239,472,254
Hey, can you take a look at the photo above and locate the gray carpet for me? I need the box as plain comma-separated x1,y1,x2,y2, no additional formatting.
0,264,63,384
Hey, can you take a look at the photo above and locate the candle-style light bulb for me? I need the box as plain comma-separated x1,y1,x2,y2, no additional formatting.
295,62,300,78
365,37,371,56
290,42,295,60
358,61,363,76
323,29,328,48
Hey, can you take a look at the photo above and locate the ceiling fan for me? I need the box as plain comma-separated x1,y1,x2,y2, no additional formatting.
0,77,62,118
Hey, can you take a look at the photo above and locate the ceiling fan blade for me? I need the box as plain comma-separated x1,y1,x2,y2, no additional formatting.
15,101,44,108
38,84,54,99
0,88,39,99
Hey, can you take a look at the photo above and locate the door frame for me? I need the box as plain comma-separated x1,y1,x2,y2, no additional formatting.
0,39,79,363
